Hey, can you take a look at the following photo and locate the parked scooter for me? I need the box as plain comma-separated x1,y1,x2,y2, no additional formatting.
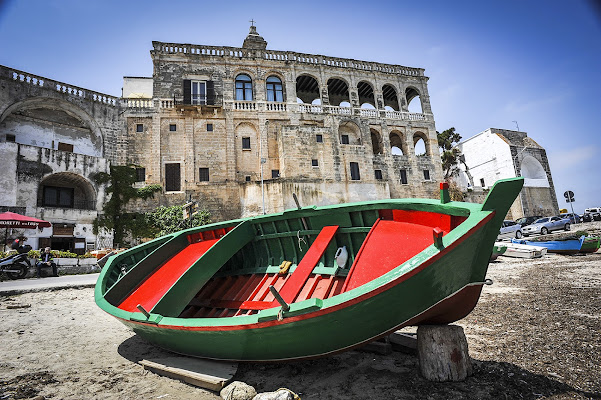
0,241,32,279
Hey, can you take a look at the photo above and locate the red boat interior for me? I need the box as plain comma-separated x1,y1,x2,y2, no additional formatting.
116,228,233,313
175,209,467,319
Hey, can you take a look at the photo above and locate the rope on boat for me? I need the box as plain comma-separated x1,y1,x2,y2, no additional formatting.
297,230,307,251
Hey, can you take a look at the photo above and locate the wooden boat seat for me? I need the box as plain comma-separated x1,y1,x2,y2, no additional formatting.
118,239,219,313
276,225,339,304
342,219,440,292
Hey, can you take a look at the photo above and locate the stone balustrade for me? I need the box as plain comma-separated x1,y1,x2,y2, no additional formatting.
1,64,119,106
125,98,153,109
146,99,430,122
152,42,424,77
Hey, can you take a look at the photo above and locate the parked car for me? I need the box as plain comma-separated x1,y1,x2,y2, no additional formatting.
522,216,571,236
584,208,601,221
559,213,581,224
581,213,593,223
514,215,542,228
499,220,523,238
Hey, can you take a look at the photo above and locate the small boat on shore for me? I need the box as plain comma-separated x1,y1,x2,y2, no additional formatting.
580,236,601,253
95,178,523,361
495,242,546,259
512,236,585,255
490,244,507,261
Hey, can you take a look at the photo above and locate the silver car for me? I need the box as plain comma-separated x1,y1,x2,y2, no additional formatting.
499,220,523,238
522,216,571,236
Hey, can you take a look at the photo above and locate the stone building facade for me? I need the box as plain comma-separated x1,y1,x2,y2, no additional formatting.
124,26,442,220
0,25,443,249
453,128,559,219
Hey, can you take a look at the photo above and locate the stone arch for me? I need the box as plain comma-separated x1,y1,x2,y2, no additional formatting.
382,84,399,111
413,131,429,156
235,122,259,179
0,97,104,157
327,77,350,107
38,172,97,210
521,155,549,187
370,128,383,155
405,86,423,113
389,130,406,155
358,81,375,108
338,120,361,145
296,74,321,104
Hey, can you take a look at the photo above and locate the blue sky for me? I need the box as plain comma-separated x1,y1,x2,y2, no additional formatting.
1,0,600,213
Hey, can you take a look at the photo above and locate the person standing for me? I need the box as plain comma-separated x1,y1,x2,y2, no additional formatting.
36,247,58,278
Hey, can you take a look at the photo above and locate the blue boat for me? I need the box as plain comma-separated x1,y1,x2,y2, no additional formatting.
512,236,585,255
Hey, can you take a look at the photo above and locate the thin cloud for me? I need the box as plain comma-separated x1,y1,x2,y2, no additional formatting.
503,93,569,114
548,146,596,170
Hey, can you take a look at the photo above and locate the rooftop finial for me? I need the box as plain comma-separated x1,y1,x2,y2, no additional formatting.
248,19,258,35
243,20,267,49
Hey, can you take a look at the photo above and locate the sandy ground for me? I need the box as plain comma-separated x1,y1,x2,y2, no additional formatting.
1,224,600,399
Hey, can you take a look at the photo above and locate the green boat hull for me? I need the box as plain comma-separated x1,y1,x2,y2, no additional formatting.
580,237,601,253
95,178,523,361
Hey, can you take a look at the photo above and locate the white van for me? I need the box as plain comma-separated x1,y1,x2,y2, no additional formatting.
585,207,601,214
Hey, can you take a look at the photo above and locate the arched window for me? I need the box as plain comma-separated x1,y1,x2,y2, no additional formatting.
296,75,320,104
266,76,284,102
235,74,253,101
406,87,423,113
370,129,383,155
413,133,428,156
390,131,405,155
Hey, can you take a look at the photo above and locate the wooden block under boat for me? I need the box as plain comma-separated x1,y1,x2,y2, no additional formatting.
139,357,237,391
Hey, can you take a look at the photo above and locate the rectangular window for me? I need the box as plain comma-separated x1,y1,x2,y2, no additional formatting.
42,186,74,208
400,169,408,184
350,162,360,180
207,123,213,132
6,134,15,142
242,137,251,150
374,169,383,180
169,124,177,132
480,178,485,187
245,175,251,182
135,167,145,182
165,163,181,192
271,169,280,178
57,142,74,152
423,170,430,181
316,134,323,143
341,135,350,144
199,168,209,182
191,81,207,105
311,159,319,167
136,124,143,132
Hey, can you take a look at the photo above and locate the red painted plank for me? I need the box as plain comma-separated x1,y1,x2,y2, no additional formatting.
118,239,218,313
277,225,339,304
392,209,451,233
342,220,437,292
311,275,334,300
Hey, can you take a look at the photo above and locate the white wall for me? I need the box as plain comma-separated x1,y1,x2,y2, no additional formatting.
123,77,153,98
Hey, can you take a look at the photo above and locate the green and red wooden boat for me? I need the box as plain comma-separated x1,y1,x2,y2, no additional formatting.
95,178,523,361
580,236,601,253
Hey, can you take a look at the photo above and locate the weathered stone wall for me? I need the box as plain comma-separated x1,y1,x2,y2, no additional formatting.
122,39,444,220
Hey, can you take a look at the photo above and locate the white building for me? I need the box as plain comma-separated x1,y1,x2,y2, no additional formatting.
454,128,559,219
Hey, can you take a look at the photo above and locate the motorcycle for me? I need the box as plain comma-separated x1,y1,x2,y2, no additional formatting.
0,245,32,280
